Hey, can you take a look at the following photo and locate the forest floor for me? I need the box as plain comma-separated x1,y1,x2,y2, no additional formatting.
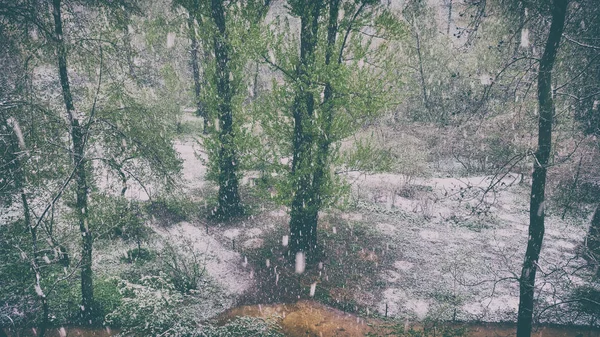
91,113,595,327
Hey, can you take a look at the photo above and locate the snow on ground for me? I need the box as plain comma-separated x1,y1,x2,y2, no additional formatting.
346,170,591,322
123,114,592,323
152,221,253,296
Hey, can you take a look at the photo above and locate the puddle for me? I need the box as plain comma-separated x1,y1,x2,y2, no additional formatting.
5,301,600,336
220,300,600,337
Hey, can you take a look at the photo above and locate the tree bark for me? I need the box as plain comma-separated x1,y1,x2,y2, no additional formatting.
586,204,600,261
51,0,94,322
211,0,243,219
312,0,339,216
412,16,431,120
289,0,323,259
446,0,452,35
516,1,568,336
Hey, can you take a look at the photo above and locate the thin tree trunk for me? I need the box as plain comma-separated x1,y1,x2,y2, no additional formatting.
5,115,49,337
211,0,243,219
516,1,567,336
446,0,452,35
51,0,94,321
561,156,583,219
289,0,323,259
586,204,600,261
187,6,207,133
413,17,431,119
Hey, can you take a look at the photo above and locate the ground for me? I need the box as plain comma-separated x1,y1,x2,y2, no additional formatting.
94,113,595,327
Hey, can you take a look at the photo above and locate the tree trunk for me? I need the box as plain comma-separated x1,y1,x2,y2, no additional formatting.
187,5,207,133
586,204,600,260
312,0,339,215
289,0,323,259
516,1,567,336
413,17,431,120
51,0,94,322
211,0,243,219
446,0,452,35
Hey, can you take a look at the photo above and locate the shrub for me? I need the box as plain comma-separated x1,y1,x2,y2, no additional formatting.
88,195,147,241
569,285,600,319
161,240,205,293
105,274,199,336
145,196,196,225
94,277,122,321
120,247,155,264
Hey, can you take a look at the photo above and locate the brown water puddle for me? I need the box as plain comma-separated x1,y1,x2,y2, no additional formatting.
5,301,599,336
220,300,600,337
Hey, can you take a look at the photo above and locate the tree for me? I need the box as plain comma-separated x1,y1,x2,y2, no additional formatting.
185,0,208,133
259,0,402,261
177,0,270,220
1,0,182,326
516,1,568,336
49,0,96,319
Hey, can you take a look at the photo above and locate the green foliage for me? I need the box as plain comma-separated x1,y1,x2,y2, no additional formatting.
94,277,122,321
0,219,36,326
146,196,197,225
89,195,148,240
105,274,200,336
342,138,396,173
199,316,284,337
145,196,199,225
160,240,205,294
121,247,156,264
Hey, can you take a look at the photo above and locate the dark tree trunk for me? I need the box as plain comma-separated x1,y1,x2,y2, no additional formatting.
211,0,243,219
516,1,568,336
51,0,94,322
414,23,431,119
289,0,323,259
187,5,208,133
312,0,340,215
586,204,600,260
446,0,452,35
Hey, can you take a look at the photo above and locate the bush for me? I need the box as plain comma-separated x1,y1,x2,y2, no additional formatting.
105,274,199,336
569,285,600,318
94,277,122,321
161,240,205,293
120,247,155,264
88,195,147,241
145,196,196,225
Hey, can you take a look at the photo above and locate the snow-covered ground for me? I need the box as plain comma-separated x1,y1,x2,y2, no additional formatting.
345,171,591,323
101,114,591,323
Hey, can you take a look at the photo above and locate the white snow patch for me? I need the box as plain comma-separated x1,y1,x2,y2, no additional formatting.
223,228,241,240
405,299,429,320
242,238,264,249
419,230,440,242
394,260,414,271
